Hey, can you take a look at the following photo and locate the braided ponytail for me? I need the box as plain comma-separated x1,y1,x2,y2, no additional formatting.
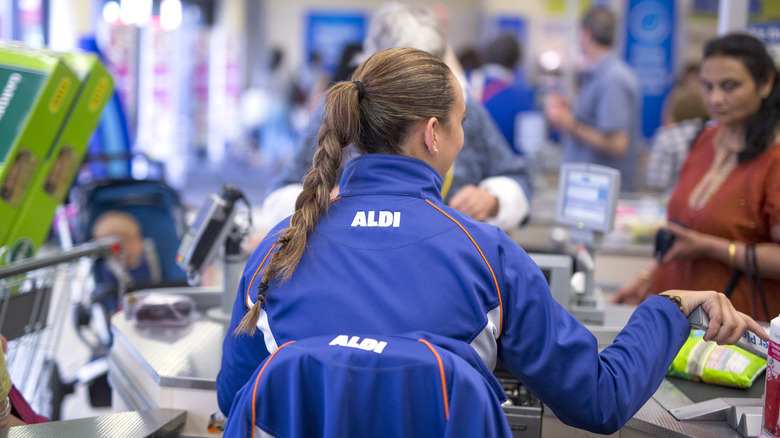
234,47,456,335
234,81,362,335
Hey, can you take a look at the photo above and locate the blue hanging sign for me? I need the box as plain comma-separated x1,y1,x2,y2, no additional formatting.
493,15,527,43
624,0,675,139
748,23,780,45
305,11,366,75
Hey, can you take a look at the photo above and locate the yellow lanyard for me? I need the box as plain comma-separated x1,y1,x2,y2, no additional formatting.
441,164,454,199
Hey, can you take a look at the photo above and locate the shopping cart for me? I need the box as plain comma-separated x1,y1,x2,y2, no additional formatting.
0,238,125,420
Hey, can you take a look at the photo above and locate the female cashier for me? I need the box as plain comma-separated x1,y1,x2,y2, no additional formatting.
613,33,780,321
218,47,765,434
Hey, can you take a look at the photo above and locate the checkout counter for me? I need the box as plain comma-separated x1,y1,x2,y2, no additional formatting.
109,287,225,437
107,169,766,437
107,291,765,438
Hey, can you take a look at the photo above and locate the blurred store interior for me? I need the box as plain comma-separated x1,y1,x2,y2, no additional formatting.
10,0,777,215
2,0,780,435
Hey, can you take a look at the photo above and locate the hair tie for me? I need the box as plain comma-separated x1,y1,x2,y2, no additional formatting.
353,81,365,100
257,282,269,301
277,232,293,246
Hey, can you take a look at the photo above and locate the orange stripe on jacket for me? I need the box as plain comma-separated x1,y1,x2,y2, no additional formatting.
246,243,277,308
245,197,340,308
250,340,296,438
425,200,503,337
418,339,450,421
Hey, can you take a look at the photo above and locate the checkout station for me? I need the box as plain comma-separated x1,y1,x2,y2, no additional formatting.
102,163,769,438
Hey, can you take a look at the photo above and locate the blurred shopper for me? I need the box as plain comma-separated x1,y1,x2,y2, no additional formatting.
91,211,159,311
331,43,364,84
457,46,483,75
241,47,295,168
262,2,532,231
679,62,702,89
613,33,780,321
470,32,536,155
290,51,330,126
646,85,709,192
545,5,641,192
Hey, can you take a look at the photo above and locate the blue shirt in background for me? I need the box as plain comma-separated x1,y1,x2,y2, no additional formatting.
563,53,641,192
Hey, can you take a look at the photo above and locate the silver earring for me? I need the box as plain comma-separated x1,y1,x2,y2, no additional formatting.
435,148,439,155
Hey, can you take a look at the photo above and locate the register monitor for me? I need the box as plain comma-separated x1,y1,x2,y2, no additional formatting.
555,162,620,244
553,163,621,325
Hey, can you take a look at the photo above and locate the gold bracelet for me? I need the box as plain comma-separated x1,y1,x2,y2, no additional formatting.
638,269,653,281
728,242,736,268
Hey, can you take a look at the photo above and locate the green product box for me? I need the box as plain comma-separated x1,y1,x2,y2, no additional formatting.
1,50,114,265
0,47,80,257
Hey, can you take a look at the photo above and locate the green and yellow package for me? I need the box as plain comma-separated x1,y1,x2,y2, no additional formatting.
0,47,79,251
667,330,767,388
1,50,113,266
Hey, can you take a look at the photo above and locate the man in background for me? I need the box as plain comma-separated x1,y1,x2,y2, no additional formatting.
545,5,641,192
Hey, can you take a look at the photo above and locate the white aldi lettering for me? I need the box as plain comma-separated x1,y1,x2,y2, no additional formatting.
329,335,388,354
351,211,400,227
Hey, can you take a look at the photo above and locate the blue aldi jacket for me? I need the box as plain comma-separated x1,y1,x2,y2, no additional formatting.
218,154,690,434
223,332,513,438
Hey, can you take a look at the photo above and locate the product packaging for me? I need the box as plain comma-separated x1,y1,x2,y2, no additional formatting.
762,315,780,437
667,330,766,388
0,43,113,266
0,46,79,257
1,48,113,265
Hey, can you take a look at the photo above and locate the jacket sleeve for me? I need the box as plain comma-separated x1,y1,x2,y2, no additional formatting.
216,243,276,415
495,239,689,434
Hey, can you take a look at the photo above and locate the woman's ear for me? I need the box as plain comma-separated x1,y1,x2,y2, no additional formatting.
423,117,439,155
760,73,775,99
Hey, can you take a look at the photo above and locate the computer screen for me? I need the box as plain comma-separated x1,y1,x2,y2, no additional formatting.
555,163,620,233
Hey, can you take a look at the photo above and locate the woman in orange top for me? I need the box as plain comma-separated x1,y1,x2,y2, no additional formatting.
614,33,780,321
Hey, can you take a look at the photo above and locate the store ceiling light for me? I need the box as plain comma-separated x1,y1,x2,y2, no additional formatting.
103,1,121,24
540,50,562,72
120,0,152,26
160,0,183,30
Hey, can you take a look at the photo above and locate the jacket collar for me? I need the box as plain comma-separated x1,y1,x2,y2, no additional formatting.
338,154,444,202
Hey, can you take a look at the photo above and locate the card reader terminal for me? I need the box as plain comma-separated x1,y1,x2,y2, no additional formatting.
176,185,246,283
688,306,769,359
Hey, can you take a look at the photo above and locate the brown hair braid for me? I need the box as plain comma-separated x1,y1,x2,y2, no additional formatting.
235,47,456,335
